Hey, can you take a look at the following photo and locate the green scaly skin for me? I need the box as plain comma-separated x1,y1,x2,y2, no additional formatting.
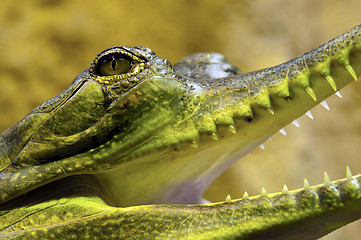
1,25,361,239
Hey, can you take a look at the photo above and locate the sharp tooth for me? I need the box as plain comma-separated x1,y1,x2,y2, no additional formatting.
305,86,317,101
324,171,331,187
320,100,330,110
228,125,236,134
282,185,289,194
256,93,273,114
225,194,232,202
304,178,310,191
346,166,353,181
292,120,300,127
335,91,343,98
269,137,272,140
243,191,249,199
345,64,358,81
192,140,198,148
260,144,265,150
211,132,219,141
306,111,314,119
325,75,337,91
261,187,267,197
279,128,287,135
267,108,275,115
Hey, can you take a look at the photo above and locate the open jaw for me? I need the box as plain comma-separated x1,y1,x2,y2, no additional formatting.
2,25,361,239
94,24,361,210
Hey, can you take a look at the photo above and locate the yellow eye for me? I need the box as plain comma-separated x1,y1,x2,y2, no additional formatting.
98,55,132,76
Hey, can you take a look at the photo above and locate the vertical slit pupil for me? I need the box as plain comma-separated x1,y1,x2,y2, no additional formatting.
111,58,116,71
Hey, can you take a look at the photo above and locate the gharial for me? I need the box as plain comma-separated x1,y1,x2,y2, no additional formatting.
1,24,361,240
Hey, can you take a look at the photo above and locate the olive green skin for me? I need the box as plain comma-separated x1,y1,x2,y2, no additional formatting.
1,25,361,239
0,47,249,208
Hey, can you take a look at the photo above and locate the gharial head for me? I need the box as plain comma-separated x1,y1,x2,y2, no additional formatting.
1,24,361,214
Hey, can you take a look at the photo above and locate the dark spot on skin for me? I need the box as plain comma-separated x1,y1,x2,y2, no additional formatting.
285,96,292,102
245,117,253,122
119,100,131,110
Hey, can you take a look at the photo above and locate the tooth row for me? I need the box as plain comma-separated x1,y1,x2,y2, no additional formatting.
198,58,350,144
203,93,334,153
236,166,356,200
213,96,331,151
302,64,357,101
282,88,343,147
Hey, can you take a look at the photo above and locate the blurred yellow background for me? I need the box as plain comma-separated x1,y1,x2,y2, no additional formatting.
1,1,361,239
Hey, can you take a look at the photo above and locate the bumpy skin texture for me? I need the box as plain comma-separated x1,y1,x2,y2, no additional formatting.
1,25,361,239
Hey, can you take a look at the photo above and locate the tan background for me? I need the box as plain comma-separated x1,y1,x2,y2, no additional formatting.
1,1,361,239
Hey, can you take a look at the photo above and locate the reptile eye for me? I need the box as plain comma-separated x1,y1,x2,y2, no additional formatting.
98,54,132,76
90,48,147,85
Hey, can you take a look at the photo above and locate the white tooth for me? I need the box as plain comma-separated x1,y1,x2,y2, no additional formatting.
269,137,272,140
261,187,267,196
306,111,314,119
335,91,343,98
211,133,219,141
292,120,300,127
282,185,289,194
324,171,331,187
320,100,330,110
192,141,198,148
225,194,232,202
346,166,353,181
228,125,236,134
243,191,249,199
279,128,287,135
260,144,265,150
304,178,310,191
